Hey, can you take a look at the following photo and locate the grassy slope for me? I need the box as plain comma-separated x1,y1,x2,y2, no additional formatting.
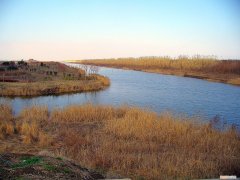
0,153,104,179
0,75,110,97
1,104,240,179
73,58,240,86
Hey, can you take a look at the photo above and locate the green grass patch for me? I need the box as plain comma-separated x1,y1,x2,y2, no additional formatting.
56,157,62,160
12,156,42,169
63,167,72,174
43,164,57,171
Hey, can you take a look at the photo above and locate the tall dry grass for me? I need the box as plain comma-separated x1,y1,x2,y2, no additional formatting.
79,56,240,85
0,104,15,139
0,105,51,146
0,74,110,97
51,106,240,179
1,104,240,179
17,106,51,145
80,56,240,74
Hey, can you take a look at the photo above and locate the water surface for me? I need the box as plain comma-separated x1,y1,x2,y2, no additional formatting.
1,63,240,125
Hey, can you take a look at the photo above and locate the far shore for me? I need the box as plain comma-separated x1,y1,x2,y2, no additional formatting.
0,60,110,97
69,57,240,86
0,76,110,97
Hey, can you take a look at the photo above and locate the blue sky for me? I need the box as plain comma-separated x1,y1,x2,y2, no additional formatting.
0,0,240,60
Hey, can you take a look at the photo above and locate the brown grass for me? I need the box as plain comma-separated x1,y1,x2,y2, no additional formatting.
17,106,53,145
76,56,240,85
1,104,240,179
0,74,110,97
0,105,52,147
0,104,15,139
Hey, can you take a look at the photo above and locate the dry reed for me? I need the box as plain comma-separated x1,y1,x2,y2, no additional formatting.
1,104,240,179
0,75,110,97
78,56,240,85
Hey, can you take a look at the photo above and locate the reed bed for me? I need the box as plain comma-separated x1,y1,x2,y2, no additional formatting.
0,104,14,139
0,104,240,179
0,104,51,146
0,75,110,97
78,56,240,85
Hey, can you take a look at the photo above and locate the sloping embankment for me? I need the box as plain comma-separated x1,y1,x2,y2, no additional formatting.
0,153,104,179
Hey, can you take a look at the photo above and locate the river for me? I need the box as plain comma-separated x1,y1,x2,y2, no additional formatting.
1,63,240,126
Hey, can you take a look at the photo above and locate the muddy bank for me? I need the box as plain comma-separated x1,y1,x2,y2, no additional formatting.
0,153,104,180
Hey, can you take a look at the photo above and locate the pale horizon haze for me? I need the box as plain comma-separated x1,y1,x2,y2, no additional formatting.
0,0,240,61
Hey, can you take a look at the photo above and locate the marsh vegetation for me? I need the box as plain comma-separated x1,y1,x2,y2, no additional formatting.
76,56,240,85
1,104,239,179
0,75,110,97
0,60,110,96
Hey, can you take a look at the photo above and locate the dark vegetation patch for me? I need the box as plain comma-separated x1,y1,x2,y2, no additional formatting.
0,153,104,180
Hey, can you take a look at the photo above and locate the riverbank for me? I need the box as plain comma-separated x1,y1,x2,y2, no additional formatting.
1,104,239,179
0,153,105,179
0,60,110,97
0,74,110,97
71,57,240,86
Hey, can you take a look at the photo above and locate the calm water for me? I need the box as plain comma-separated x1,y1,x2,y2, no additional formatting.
1,63,240,125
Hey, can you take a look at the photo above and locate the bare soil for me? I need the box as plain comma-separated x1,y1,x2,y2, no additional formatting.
0,153,104,180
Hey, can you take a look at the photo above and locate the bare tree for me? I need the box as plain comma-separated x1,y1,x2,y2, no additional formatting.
89,65,99,75
82,65,89,76
93,66,99,74
89,65,93,75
